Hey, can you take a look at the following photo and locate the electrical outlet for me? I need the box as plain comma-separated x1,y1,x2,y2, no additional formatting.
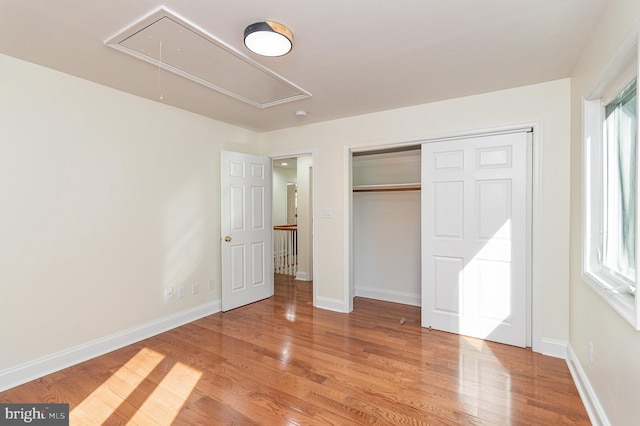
178,286,185,298
588,341,594,363
192,283,200,294
209,279,215,291
165,287,173,300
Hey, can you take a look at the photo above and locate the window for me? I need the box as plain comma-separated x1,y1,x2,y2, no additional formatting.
602,79,637,290
584,73,640,329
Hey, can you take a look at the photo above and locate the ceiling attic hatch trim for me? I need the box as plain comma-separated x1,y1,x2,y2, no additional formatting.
105,7,311,108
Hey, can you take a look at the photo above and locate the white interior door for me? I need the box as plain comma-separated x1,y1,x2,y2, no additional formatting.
221,151,273,311
421,132,528,347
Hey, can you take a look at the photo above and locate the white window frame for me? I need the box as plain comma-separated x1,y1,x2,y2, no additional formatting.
582,35,640,330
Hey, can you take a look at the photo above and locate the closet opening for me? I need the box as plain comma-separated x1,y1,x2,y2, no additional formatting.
351,145,422,307
349,128,535,348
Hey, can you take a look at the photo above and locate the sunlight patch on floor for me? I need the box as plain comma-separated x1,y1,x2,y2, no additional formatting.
69,347,202,425
128,361,202,425
70,348,165,425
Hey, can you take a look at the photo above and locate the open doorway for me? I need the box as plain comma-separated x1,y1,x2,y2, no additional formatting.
272,155,313,285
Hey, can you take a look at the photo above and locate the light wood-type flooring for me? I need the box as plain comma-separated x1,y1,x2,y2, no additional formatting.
1,274,590,425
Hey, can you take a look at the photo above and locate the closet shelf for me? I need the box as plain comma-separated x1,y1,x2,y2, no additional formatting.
353,183,421,192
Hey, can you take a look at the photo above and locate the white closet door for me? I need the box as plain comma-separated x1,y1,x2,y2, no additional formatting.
421,132,527,347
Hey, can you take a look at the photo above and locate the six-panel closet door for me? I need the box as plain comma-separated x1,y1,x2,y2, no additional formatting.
421,132,528,347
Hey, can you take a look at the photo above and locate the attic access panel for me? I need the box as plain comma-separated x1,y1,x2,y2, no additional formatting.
105,7,311,108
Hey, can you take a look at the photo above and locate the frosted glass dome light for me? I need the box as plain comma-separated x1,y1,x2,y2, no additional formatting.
244,21,293,57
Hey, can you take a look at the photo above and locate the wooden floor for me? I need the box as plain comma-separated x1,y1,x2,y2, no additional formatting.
1,275,589,425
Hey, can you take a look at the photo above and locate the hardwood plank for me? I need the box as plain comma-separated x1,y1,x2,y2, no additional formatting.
0,274,590,425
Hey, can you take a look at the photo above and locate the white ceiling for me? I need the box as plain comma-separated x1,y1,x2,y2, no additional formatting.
0,0,608,133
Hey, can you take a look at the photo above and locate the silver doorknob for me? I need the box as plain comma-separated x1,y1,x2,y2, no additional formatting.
224,236,232,242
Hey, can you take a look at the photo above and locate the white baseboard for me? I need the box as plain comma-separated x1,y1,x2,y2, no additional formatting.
536,337,568,359
566,345,610,426
315,296,348,313
354,286,420,306
0,301,221,393
295,271,311,281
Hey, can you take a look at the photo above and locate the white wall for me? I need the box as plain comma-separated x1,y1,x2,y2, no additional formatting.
353,191,421,305
0,54,260,385
272,166,297,226
569,0,640,424
352,150,421,187
261,79,571,349
296,156,313,281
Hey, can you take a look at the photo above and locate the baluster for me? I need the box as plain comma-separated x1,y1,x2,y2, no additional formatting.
278,229,283,275
273,226,298,276
274,230,281,274
287,230,293,275
293,229,297,276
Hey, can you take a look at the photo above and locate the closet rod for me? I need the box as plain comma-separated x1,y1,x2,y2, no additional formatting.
353,183,421,193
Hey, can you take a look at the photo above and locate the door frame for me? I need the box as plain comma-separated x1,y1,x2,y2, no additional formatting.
268,149,317,306
346,122,545,352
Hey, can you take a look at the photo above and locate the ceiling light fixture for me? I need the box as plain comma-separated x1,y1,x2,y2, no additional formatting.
244,21,293,57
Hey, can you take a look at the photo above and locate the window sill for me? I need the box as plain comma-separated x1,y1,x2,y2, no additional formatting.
583,271,639,329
